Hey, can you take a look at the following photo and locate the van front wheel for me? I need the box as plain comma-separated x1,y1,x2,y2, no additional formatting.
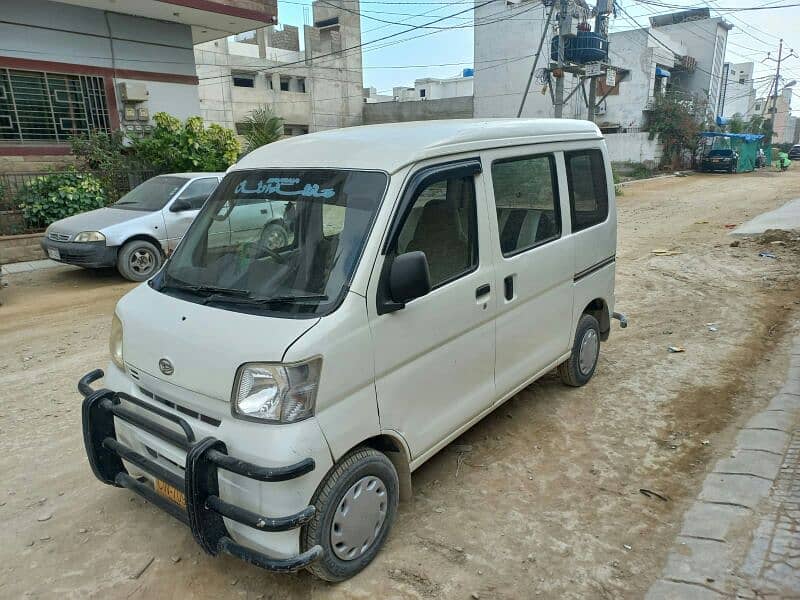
558,313,601,387
302,447,399,582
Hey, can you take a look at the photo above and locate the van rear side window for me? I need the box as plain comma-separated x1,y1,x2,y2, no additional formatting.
564,149,608,232
491,154,560,256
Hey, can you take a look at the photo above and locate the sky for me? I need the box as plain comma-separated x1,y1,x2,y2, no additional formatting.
276,0,800,114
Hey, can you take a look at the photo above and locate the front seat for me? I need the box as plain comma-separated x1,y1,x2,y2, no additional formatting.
406,199,469,287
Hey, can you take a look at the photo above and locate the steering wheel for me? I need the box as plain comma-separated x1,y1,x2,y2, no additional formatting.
251,241,285,263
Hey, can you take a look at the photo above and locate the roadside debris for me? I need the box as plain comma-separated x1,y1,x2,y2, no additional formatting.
701,440,711,446
639,488,669,502
36,513,52,522
724,224,737,229
667,346,686,353
623,544,632,551
130,556,155,580
730,240,740,247
758,251,778,259
706,323,719,332
651,249,682,256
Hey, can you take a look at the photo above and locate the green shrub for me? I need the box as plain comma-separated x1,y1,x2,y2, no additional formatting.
17,169,107,229
130,113,240,172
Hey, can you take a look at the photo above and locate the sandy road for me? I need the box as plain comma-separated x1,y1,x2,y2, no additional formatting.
1,169,800,599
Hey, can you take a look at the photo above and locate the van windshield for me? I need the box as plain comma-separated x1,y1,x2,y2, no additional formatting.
153,169,388,317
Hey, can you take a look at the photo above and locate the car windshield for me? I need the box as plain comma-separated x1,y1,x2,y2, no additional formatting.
153,169,388,317
113,176,189,211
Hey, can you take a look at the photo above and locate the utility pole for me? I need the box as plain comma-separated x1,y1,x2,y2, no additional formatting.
517,1,558,118
763,39,797,143
553,0,569,118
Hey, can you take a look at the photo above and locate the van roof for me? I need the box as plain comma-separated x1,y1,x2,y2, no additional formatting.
232,119,602,175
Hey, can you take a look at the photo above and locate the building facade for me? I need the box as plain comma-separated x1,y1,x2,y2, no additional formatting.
0,0,275,171
195,0,363,136
364,72,475,104
720,62,756,118
752,87,795,145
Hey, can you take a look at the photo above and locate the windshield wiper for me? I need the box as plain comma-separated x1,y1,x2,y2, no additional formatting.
201,293,328,306
162,278,251,298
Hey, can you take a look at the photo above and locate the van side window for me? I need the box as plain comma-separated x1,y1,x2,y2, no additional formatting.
396,176,478,288
564,149,608,232
491,154,560,256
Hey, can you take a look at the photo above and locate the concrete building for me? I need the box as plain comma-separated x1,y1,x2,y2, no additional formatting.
720,62,756,118
0,0,275,172
752,86,795,145
364,72,474,104
473,2,729,161
195,0,363,136
361,73,475,125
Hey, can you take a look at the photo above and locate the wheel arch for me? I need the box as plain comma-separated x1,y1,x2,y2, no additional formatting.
337,433,413,502
582,297,611,341
120,233,165,257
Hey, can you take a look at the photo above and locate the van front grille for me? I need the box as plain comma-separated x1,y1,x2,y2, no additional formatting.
138,386,221,427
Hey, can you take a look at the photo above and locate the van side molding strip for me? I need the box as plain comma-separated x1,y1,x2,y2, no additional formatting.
573,255,615,282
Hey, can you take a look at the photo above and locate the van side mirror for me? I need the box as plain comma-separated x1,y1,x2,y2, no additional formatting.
170,199,192,212
389,251,431,305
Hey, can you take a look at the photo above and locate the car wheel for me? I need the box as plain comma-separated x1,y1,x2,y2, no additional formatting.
558,313,601,387
117,240,162,282
260,222,288,251
302,447,399,582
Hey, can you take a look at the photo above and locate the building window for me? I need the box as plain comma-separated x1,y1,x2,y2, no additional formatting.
285,124,308,136
232,73,255,88
419,88,426,98
280,76,290,92
0,68,110,143
296,77,306,93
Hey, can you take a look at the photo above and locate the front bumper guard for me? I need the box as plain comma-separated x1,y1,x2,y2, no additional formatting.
79,369,322,573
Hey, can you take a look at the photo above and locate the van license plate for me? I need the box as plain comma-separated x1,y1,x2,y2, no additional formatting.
47,248,60,260
154,479,187,509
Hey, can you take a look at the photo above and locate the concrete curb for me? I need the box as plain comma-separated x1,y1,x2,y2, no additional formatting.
0,259,62,274
646,336,800,599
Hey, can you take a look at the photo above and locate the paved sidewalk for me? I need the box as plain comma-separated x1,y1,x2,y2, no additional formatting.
0,259,61,274
731,198,800,237
647,336,800,599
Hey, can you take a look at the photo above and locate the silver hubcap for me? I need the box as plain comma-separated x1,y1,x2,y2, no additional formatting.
578,328,599,375
130,248,155,274
330,476,388,561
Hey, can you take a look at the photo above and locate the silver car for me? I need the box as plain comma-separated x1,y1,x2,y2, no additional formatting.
40,173,223,281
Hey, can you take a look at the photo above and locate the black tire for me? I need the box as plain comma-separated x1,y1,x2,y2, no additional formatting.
116,239,162,282
558,313,601,387
302,447,399,582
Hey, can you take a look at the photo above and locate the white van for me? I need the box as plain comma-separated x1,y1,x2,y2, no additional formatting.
79,119,625,581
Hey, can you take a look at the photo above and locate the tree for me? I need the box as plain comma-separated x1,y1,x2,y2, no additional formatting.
648,91,703,168
130,113,240,172
69,130,135,202
239,107,284,155
727,115,745,134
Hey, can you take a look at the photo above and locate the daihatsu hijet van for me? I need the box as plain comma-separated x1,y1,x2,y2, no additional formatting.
79,119,625,581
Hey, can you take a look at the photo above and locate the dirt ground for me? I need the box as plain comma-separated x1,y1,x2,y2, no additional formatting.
2,169,800,600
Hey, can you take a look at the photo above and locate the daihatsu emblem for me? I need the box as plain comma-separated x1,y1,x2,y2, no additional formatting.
159,358,174,376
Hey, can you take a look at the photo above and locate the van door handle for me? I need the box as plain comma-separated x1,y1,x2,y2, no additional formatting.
475,284,491,298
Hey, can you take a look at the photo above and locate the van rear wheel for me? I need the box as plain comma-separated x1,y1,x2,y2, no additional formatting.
558,313,601,387
302,447,399,582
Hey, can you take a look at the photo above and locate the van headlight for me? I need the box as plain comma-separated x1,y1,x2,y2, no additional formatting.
232,359,322,423
109,314,124,369
74,231,105,243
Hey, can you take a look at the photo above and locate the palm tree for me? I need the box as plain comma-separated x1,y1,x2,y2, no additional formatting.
240,107,284,155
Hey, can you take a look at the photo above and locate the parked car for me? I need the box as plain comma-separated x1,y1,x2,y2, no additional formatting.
788,144,800,161
78,119,625,581
40,173,224,281
701,148,738,173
